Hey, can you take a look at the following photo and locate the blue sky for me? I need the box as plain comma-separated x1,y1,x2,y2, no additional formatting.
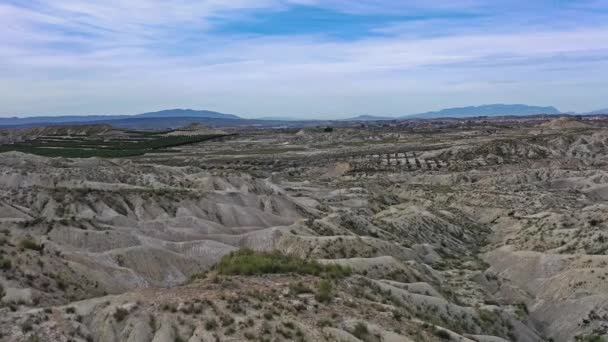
1,0,608,118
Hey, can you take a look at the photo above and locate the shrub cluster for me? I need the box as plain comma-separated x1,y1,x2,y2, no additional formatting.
216,249,351,278
19,238,43,252
113,308,129,322
315,279,333,303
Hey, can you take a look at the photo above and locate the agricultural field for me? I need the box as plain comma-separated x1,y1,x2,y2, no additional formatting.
0,125,231,158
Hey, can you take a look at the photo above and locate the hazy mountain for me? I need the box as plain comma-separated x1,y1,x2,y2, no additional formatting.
255,116,303,121
135,109,239,119
405,104,561,119
0,105,577,128
0,109,239,127
0,116,326,130
0,115,127,126
585,108,608,115
344,115,396,121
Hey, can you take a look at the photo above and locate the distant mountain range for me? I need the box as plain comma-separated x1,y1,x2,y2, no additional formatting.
346,115,396,121
406,104,561,119
342,104,564,121
254,116,302,121
584,108,608,115
1,104,606,128
135,109,239,120
0,109,238,127
0,108,320,130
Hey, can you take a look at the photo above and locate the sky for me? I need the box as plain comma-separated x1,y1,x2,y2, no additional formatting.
1,0,608,119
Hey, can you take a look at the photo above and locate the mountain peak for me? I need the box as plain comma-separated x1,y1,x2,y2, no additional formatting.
135,109,239,119
344,115,396,121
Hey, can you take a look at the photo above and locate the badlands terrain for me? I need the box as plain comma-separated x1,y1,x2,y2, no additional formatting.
0,117,607,341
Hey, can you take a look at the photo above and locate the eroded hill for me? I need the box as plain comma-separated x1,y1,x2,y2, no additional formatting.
0,117,607,341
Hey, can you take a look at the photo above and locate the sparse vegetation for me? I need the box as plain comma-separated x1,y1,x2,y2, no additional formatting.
216,249,351,278
0,257,11,270
434,329,451,340
113,308,129,322
315,279,333,303
289,281,313,294
353,322,369,339
19,238,42,252
577,335,608,342
21,320,33,333
204,319,218,330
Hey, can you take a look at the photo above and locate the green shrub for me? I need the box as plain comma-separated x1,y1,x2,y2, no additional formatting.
315,280,333,303
21,320,33,333
220,315,235,327
113,308,129,322
434,329,451,340
216,249,351,278
0,134,231,158
317,319,332,328
478,308,498,324
56,279,67,291
289,281,313,295
19,238,42,252
353,322,368,339
0,257,11,270
204,319,218,330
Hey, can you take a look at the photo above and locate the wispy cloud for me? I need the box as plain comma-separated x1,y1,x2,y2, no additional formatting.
1,0,607,117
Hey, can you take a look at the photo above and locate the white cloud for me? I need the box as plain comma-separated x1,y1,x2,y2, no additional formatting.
1,0,608,117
